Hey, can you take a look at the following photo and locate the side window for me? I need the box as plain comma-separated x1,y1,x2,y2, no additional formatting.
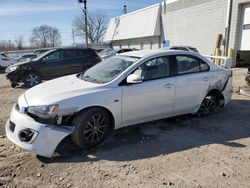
77,49,91,57
132,57,170,81
45,51,60,62
63,50,78,59
117,49,124,54
200,60,210,71
176,56,200,74
176,55,209,75
123,49,132,53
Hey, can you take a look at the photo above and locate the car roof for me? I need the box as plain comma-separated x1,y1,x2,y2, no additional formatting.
58,47,93,50
120,49,196,58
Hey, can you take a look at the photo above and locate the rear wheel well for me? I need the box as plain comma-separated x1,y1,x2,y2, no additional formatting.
206,89,224,105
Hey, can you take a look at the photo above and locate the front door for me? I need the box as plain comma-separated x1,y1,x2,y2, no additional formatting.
122,56,176,125
38,50,63,79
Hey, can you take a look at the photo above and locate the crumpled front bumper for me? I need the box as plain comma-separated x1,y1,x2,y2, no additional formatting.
5,105,74,158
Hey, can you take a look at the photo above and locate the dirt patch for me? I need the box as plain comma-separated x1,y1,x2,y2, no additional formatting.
0,68,250,188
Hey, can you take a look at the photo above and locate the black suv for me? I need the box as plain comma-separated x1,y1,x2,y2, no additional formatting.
6,47,101,88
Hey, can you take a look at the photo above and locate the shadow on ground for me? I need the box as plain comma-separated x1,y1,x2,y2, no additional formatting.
38,99,250,163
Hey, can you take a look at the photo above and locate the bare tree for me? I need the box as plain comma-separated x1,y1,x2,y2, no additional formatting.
30,25,61,48
0,40,15,51
73,12,108,43
14,35,24,50
47,27,61,47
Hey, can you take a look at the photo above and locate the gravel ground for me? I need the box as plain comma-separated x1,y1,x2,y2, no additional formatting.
0,68,250,188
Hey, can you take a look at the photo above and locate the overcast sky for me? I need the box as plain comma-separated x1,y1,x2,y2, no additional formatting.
0,0,161,46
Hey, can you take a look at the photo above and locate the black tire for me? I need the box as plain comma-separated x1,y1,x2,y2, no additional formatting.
11,82,18,88
197,94,218,117
246,81,250,86
245,76,250,86
71,108,111,149
23,72,41,88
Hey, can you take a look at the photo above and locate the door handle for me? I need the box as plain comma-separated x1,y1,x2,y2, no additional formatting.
202,77,209,82
164,83,174,89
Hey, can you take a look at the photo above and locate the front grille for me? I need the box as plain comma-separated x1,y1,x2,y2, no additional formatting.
9,121,16,132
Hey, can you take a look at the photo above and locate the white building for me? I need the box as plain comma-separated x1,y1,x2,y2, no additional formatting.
104,0,250,66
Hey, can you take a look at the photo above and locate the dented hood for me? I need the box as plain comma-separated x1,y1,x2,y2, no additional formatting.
24,74,102,106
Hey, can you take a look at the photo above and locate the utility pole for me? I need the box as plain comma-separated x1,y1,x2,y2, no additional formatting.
78,0,88,47
123,5,127,14
72,28,75,45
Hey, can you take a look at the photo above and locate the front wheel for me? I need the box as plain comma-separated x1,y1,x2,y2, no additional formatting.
197,95,218,117
23,72,41,88
71,108,111,149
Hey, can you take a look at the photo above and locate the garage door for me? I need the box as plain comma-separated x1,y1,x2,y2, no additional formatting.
240,4,250,50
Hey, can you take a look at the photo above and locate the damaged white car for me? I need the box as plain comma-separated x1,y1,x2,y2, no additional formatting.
5,50,233,158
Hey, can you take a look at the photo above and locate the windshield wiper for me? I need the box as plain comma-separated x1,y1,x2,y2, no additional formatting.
78,75,104,84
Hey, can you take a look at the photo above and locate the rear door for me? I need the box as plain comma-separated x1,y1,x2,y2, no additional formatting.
61,49,84,75
173,55,212,114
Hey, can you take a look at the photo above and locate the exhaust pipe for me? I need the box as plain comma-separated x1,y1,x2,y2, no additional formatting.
19,129,34,142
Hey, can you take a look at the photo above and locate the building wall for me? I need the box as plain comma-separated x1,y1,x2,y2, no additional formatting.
109,0,250,66
112,36,160,50
161,0,228,55
230,0,250,51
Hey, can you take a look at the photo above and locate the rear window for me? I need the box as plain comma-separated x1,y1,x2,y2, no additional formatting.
76,49,92,56
63,50,78,58
63,49,92,58
176,55,210,75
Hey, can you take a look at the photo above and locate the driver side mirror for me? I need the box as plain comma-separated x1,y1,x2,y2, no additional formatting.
127,74,143,84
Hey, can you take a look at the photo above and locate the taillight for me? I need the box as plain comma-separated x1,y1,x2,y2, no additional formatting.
2,58,10,61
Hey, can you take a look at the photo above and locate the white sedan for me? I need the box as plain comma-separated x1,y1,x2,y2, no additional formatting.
5,50,233,158
0,53,17,69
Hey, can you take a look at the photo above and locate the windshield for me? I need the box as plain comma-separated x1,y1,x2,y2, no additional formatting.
78,56,140,83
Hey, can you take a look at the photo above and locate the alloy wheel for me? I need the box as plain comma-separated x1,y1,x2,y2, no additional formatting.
197,96,217,117
26,73,40,87
83,113,108,143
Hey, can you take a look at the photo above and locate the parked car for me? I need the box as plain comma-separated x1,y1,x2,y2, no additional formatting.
0,53,17,69
5,47,101,88
99,48,138,59
245,67,250,86
169,46,199,53
17,53,37,62
5,49,233,158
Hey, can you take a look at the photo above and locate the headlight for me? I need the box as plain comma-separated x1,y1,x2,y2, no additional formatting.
27,104,59,119
6,66,18,73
